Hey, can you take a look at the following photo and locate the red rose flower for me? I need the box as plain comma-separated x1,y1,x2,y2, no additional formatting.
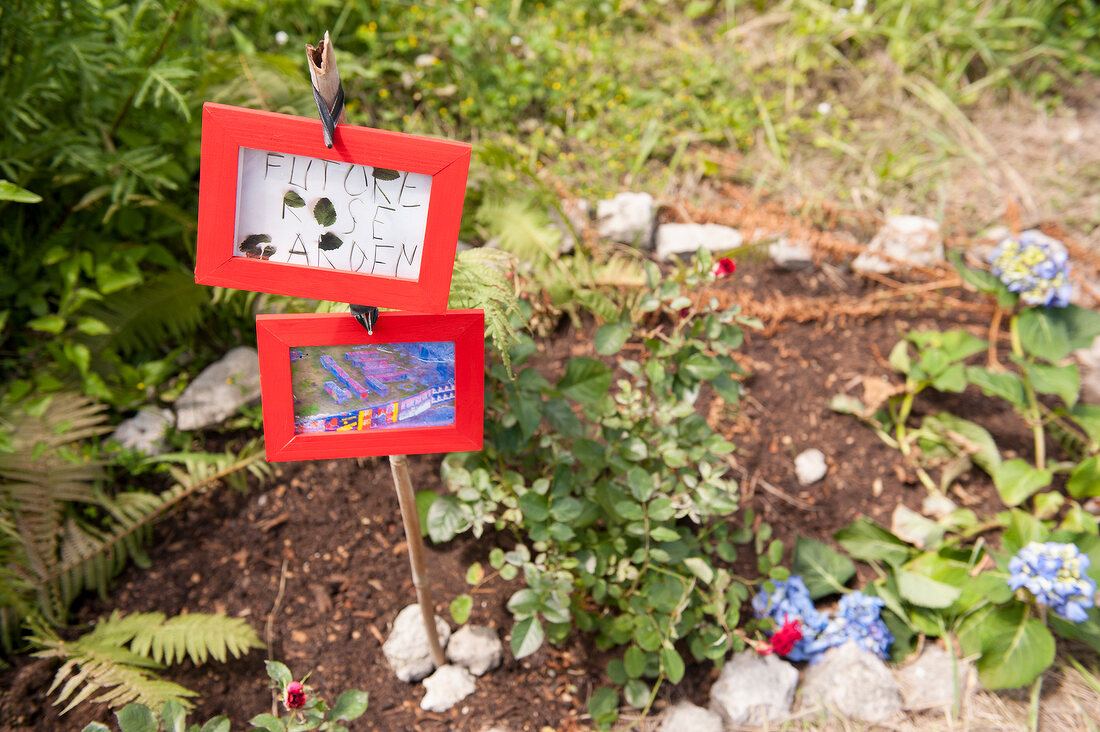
768,618,803,656
712,258,737,278
284,680,306,710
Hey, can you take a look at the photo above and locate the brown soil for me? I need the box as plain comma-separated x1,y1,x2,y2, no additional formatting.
2,186,1096,732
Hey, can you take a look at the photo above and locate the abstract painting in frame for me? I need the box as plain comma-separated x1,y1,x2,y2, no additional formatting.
256,311,484,461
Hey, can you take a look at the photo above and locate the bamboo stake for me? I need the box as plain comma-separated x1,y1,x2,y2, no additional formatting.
307,33,446,668
390,454,446,666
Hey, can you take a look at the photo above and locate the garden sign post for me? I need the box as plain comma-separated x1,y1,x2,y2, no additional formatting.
194,32,483,671
307,32,443,666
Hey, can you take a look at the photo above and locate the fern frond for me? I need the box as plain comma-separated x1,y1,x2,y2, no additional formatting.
131,612,265,666
32,625,195,714
450,248,522,375
476,201,562,264
83,271,209,356
33,609,264,714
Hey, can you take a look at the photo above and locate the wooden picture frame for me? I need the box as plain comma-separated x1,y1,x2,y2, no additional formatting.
256,311,484,461
196,103,471,312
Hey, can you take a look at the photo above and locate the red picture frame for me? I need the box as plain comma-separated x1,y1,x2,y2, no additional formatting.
256,311,484,461
196,103,471,312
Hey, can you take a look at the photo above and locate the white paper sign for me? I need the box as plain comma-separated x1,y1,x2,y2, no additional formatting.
233,147,433,280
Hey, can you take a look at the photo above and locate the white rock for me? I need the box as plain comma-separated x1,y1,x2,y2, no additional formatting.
794,448,828,485
921,492,958,520
658,701,724,732
655,223,743,261
769,237,814,270
1076,333,1100,406
111,407,175,456
446,625,503,676
895,644,972,711
709,651,798,727
382,604,452,682
798,642,903,723
174,347,261,431
420,664,475,712
853,215,944,274
595,192,654,246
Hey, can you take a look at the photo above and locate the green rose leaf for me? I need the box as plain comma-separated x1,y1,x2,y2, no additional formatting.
283,190,306,208
623,678,651,709
450,594,473,624
116,705,158,732
660,646,686,683
557,357,612,405
313,197,337,226
594,321,631,355
587,686,619,728
264,660,292,687
248,713,286,732
511,616,544,659
623,644,646,678
426,494,469,543
330,689,369,721
198,718,230,732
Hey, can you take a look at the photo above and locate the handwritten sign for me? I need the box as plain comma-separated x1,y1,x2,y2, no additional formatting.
234,149,433,280
196,103,471,312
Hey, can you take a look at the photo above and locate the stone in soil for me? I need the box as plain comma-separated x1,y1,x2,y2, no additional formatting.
709,650,798,726
655,222,742,261
174,346,261,431
657,701,724,732
382,603,452,683
852,215,943,274
1076,333,1100,406
794,448,828,485
445,624,503,676
769,237,815,270
798,641,903,723
895,644,972,711
595,192,654,247
420,664,476,712
110,407,174,455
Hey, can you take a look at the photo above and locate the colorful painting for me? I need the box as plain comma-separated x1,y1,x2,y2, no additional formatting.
290,342,456,434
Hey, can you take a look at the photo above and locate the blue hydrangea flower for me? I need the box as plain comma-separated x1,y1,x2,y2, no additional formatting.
1008,542,1097,623
803,591,893,662
752,576,828,662
988,230,1072,308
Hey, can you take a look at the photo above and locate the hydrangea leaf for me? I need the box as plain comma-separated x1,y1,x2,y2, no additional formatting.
834,518,913,567
1025,361,1079,408
792,536,855,599
994,459,1053,507
973,605,1054,690
896,569,961,609
1017,309,1071,363
1067,458,1100,499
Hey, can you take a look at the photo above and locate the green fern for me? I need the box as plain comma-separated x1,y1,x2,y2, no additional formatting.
450,247,522,375
32,610,264,714
0,389,270,648
83,271,209,357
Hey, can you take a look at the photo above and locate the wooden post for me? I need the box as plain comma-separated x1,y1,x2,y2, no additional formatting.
307,33,446,668
390,454,446,666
